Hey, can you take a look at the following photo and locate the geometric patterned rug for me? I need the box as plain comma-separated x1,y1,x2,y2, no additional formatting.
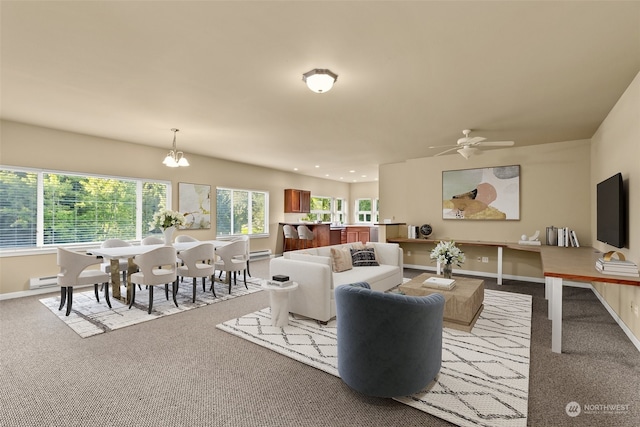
39,276,263,338
216,289,532,427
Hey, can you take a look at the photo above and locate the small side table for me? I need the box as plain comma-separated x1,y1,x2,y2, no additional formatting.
261,281,299,327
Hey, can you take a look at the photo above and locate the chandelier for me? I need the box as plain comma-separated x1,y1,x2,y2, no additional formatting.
302,69,338,93
162,128,189,167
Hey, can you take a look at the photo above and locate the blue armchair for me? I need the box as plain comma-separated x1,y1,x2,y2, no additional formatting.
335,282,445,398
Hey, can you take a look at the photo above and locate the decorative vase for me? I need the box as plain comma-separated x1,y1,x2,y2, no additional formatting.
163,226,175,246
443,263,453,279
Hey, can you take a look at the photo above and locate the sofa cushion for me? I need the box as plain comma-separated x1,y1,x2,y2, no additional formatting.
350,248,379,267
333,264,399,288
289,253,331,266
330,247,353,273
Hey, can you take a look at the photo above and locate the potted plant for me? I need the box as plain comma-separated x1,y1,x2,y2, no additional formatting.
149,209,186,245
430,240,465,279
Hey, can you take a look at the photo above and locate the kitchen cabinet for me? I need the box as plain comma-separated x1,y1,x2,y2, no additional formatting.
345,226,378,244
284,189,310,213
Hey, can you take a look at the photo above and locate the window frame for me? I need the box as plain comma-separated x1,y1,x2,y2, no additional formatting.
215,186,269,238
0,165,171,254
354,198,379,224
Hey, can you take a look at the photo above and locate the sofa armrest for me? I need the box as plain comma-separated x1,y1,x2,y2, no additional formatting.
369,242,403,269
269,257,334,322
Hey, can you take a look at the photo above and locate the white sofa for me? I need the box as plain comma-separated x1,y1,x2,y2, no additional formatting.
269,242,403,323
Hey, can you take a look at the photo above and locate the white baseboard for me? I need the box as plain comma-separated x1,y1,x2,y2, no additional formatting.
590,286,640,353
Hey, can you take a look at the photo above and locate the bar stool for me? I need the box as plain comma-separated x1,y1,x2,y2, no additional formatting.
283,225,298,252
297,225,315,249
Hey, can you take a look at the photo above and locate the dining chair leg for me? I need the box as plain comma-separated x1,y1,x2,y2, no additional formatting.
164,283,169,300
247,261,251,277
192,277,197,303
148,286,154,314
210,275,217,298
172,280,179,308
59,287,67,311
104,282,112,309
202,277,206,292
129,284,136,310
228,272,232,294
94,283,100,303
65,287,73,316
243,270,247,289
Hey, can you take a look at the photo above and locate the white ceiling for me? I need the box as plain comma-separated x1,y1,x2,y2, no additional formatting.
2,1,639,182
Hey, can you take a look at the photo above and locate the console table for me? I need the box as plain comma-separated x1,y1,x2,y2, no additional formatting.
540,246,640,353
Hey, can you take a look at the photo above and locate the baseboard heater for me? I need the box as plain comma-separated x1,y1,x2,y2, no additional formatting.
250,249,272,259
29,276,58,290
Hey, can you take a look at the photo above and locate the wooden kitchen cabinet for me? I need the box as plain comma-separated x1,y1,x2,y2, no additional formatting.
284,189,310,213
345,226,378,244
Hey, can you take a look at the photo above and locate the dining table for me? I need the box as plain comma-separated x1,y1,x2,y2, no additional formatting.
89,240,230,304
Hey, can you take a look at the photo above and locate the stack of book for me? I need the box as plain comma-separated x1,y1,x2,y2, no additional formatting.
422,277,456,290
595,258,639,277
556,226,580,247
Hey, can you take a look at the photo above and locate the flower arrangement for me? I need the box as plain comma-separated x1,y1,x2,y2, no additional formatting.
430,240,465,266
149,208,186,231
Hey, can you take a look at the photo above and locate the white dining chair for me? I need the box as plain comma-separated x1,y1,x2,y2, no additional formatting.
129,246,178,314
214,240,248,294
57,248,111,316
230,234,251,277
141,236,164,245
175,235,199,243
100,238,131,284
177,243,216,301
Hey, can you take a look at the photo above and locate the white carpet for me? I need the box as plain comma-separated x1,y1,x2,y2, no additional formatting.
40,276,263,338
216,289,532,427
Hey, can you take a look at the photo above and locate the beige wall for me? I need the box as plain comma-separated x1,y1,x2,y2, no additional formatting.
590,71,640,338
379,138,592,278
0,120,380,295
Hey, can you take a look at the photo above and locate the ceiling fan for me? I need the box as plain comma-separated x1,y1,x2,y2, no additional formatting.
431,129,515,159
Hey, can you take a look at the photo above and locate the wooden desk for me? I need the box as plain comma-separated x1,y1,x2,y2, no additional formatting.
540,246,640,353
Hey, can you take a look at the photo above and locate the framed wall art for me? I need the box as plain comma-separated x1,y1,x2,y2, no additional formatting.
442,165,520,220
178,182,211,229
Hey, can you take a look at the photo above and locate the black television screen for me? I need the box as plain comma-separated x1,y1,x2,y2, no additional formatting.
596,173,625,248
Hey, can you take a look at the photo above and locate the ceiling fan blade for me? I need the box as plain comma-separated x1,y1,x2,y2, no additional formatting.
479,140,515,147
434,146,460,157
429,144,456,149
466,136,486,145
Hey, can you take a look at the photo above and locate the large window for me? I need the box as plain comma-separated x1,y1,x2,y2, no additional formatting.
216,187,268,236
0,167,169,249
355,198,379,224
301,196,346,224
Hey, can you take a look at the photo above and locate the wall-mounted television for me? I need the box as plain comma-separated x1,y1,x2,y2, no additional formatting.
596,173,626,248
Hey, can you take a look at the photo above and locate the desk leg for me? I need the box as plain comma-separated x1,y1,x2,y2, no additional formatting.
110,259,122,300
551,277,563,353
545,277,551,319
497,247,503,285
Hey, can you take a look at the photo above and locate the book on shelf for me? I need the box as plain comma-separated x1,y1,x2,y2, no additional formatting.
557,227,580,247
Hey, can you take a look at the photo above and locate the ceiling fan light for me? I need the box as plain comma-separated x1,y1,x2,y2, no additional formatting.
457,147,477,159
177,155,189,167
163,128,189,167
303,69,338,93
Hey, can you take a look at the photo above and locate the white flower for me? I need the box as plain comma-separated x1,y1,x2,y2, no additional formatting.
149,209,186,231
430,240,465,266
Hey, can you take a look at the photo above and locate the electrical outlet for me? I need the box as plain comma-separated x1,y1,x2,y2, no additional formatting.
633,304,639,317
407,250,412,257
482,257,489,263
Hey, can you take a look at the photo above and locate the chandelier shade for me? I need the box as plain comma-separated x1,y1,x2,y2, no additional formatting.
162,128,189,167
302,69,338,93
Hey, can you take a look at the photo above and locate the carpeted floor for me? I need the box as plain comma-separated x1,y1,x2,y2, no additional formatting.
217,289,532,427
1,258,639,426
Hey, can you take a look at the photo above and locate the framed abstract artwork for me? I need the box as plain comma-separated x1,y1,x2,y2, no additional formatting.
178,182,211,229
442,165,520,220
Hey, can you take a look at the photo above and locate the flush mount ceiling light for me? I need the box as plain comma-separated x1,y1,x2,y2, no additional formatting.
302,68,338,93
162,128,189,167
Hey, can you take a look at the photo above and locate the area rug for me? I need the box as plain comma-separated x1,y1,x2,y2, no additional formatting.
40,276,263,338
216,289,532,427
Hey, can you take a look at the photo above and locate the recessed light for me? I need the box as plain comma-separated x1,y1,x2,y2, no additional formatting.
349,170,355,173
315,165,320,168
361,175,366,178
325,174,329,177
